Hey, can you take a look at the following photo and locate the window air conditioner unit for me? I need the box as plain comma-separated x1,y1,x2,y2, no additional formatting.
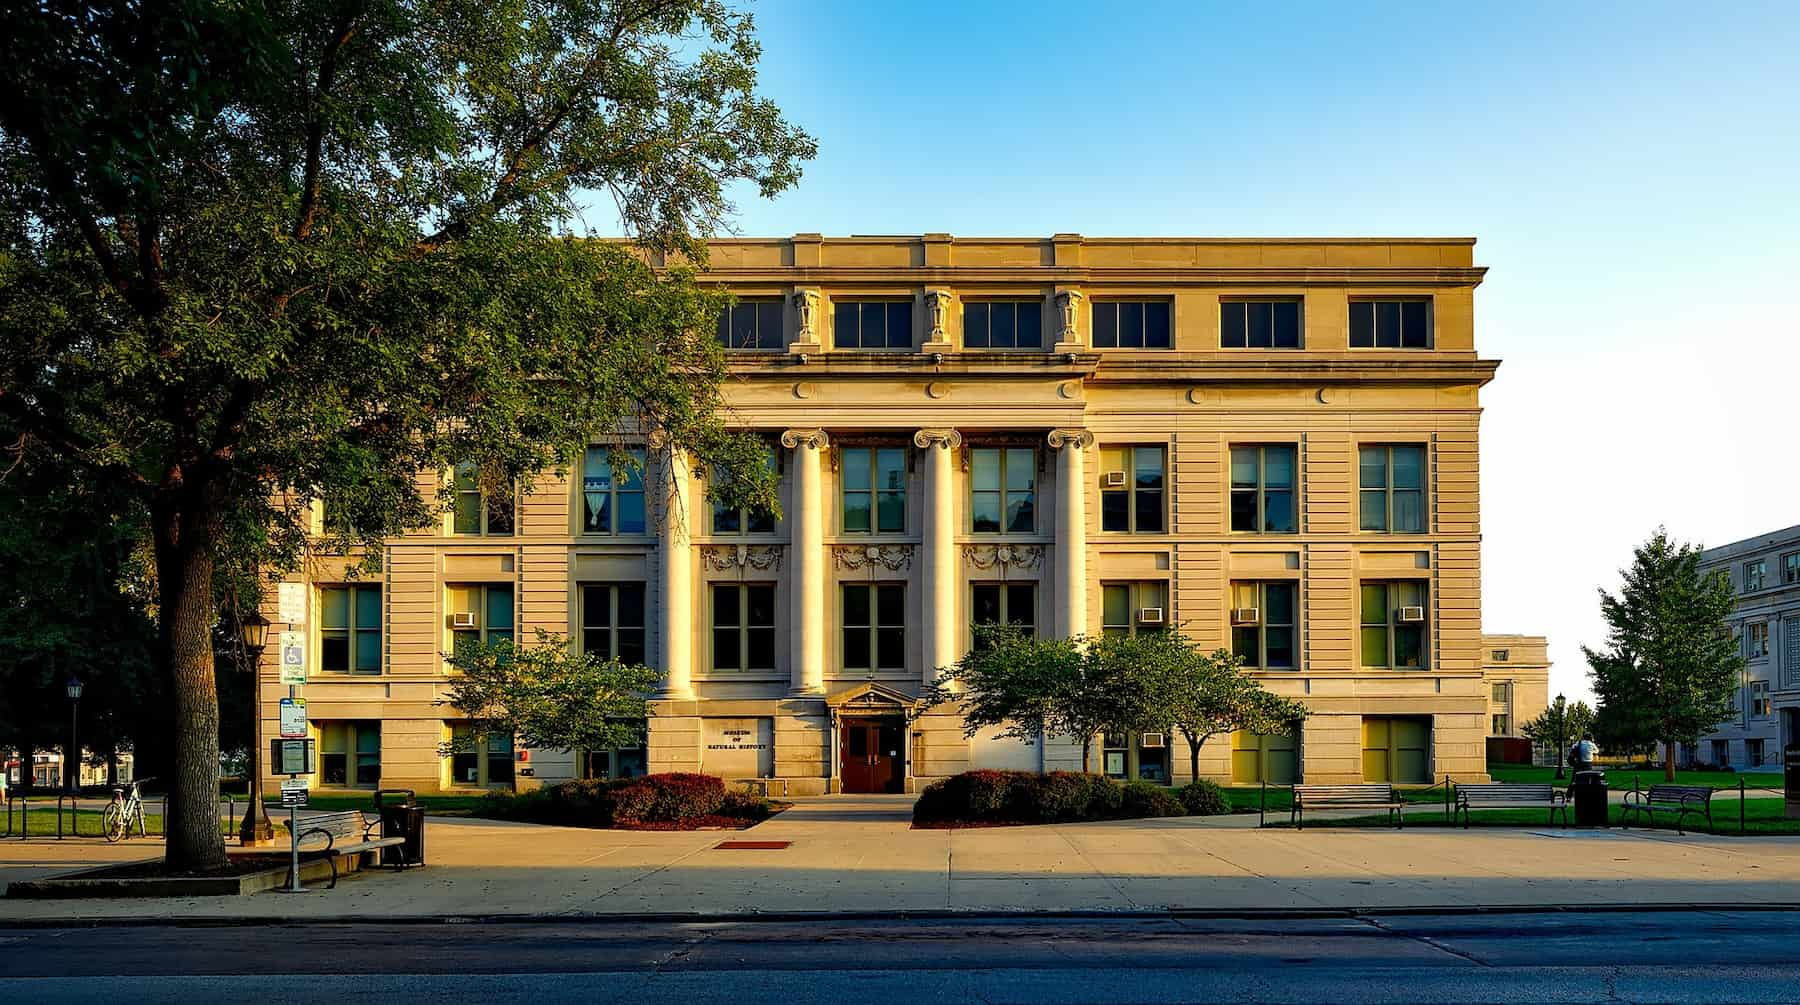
1230,607,1261,626
451,612,478,629
1103,470,1127,488
1398,606,1425,623
1138,607,1165,625
1139,731,1167,749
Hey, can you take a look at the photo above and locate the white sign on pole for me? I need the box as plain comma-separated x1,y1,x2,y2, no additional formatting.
279,697,307,739
278,631,307,684
280,778,308,808
278,582,307,624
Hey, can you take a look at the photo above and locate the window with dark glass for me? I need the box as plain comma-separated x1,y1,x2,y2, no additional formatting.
1350,299,1432,349
834,300,913,349
1220,299,1302,349
1785,552,1800,584
581,583,646,665
713,584,777,672
1229,445,1297,533
1101,582,1168,638
1091,300,1172,349
1100,445,1165,533
1230,581,1296,669
450,724,513,786
582,447,647,534
321,721,379,788
841,446,906,534
711,446,778,534
971,583,1036,649
320,585,381,675
843,584,905,671
970,447,1035,533
1359,445,1426,533
716,299,784,350
1745,559,1767,592
964,300,1043,349
1360,581,1428,669
452,462,514,535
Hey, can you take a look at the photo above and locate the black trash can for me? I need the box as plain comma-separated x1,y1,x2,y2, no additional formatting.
1571,770,1609,827
374,788,424,866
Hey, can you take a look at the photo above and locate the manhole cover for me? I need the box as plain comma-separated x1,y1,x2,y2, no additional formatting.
715,840,791,850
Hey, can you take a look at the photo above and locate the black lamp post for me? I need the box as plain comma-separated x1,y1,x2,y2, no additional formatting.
238,609,274,843
1553,691,1568,781
64,676,83,793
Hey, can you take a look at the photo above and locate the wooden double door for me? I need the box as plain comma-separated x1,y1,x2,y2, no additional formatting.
839,717,904,794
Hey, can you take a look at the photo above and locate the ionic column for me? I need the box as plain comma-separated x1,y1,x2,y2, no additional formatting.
1048,428,1095,638
656,445,695,699
915,428,963,682
781,428,830,695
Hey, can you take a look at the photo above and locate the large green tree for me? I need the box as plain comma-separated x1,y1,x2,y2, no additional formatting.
1585,529,1743,781
0,0,811,870
1518,695,1594,769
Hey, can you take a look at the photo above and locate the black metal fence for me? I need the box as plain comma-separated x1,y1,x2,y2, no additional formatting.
1,792,249,840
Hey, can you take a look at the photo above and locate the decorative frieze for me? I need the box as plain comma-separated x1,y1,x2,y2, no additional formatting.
699,544,785,574
962,544,1044,572
832,543,916,572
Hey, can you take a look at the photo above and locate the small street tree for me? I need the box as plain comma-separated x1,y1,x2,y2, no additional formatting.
1519,695,1595,771
442,631,660,773
1135,633,1309,783
1585,528,1744,781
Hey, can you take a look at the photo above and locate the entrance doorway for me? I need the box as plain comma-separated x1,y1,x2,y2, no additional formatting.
839,717,904,794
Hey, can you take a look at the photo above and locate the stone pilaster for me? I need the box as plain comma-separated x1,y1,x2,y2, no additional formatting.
781,428,830,695
915,428,963,681
656,445,695,699
1048,427,1094,638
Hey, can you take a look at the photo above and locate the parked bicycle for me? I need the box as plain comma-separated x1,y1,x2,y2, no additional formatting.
103,778,152,842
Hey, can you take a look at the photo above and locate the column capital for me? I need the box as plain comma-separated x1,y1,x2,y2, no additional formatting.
1046,427,1094,450
912,428,963,450
780,427,830,450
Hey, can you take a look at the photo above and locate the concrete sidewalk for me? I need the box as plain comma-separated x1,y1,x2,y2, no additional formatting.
4,794,1799,923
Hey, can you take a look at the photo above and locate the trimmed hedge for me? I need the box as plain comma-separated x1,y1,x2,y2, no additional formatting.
913,770,1220,828
1176,779,1231,816
477,772,772,829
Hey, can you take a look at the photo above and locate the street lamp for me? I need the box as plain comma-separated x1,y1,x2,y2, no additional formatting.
64,676,83,793
238,608,274,843
1553,691,1568,781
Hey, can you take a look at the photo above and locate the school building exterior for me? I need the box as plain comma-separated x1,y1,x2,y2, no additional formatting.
1681,524,1800,770
257,233,1539,796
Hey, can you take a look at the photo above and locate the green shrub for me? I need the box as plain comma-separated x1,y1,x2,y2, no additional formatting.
1176,779,1231,816
474,773,743,828
914,769,1181,827
1119,780,1185,818
719,789,773,821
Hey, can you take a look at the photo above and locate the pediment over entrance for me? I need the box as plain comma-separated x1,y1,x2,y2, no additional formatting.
824,680,918,713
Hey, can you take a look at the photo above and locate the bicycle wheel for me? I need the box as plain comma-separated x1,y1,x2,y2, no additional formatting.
102,803,124,842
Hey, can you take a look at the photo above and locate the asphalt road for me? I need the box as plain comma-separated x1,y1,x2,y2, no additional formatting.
1,910,1792,1003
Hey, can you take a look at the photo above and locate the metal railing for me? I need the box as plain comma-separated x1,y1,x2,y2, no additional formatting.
0,790,251,840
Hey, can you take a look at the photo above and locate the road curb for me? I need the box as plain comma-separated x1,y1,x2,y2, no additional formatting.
7,901,1800,929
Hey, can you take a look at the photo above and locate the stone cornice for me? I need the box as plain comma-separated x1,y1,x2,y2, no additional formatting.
734,356,1501,386
696,266,1488,288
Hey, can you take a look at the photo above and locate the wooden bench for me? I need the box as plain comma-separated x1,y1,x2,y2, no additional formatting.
1292,784,1404,829
1454,783,1567,828
1621,784,1716,835
293,810,410,888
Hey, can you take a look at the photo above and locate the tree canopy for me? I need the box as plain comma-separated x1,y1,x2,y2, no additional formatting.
1136,633,1309,783
1519,695,1595,762
442,630,659,760
0,0,812,869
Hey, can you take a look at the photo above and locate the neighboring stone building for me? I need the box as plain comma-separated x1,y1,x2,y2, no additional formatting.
1683,525,1800,770
257,233,1511,795
1482,635,1551,739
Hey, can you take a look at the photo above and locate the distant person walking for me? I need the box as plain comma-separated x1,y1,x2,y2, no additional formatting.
1569,733,1599,774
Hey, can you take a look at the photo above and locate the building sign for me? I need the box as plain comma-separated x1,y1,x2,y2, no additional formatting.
701,718,774,778
280,778,309,807
278,631,306,684
278,581,307,625
278,697,307,739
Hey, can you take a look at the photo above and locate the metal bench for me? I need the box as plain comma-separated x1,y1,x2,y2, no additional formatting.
1621,784,1715,835
1292,784,1404,829
293,809,410,888
1454,783,1567,828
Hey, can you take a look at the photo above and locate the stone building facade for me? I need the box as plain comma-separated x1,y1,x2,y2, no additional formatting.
1684,525,1800,770
1482,634,1551,739
257,233,1514,795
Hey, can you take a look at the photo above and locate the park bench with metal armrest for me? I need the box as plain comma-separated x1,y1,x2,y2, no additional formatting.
292,809,410,888
1454,783,1568,828
1620,784,1715,835
1292,784,1404,830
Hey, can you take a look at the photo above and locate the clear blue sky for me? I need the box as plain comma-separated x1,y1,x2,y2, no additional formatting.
620,1,1800,700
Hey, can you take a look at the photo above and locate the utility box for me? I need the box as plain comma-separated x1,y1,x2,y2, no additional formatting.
1571,770,1609,827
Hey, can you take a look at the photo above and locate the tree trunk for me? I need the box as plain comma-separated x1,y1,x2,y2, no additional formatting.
1081,737,1091,773
1188,737,1201,785
1664,737,1676,781
152,500,228,873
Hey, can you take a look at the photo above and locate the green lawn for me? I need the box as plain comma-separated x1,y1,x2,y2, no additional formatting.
1484,763,1784,794
260,793,489,815
1266,797,1800,834
3,808,274,838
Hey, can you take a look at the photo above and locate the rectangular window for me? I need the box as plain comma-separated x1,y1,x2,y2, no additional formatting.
711,445,778,535
1091,300,1172,349
716,299,784,350
451,462,514,536
320,721,379,788
1362,716,1430,783
1491,682,1511,704
449,584,514,653
1231,730,1298,784
971,583,1036,649
842,584,905,672
1711,738,1730,766
713,584,777,672
1099,445,1166,533
1492,714,1510,736
1745,559,1767,592
1492,649,1510,662
1748,738,1766,767
1360,581,1428,669
1751,680,1772,717
582,447,647,535
1349,299,1432,349
1230,581,1296,669
1785,552,1800,584
1359,445,1427,533
964,300,1043,349
1229,445,1297,533
970,447,1036,534
1101,582,1168,638
1747,622,1770,658
834,300,913,350
450,724,514,787
581,583,646,665
320,585,382,675
841,446,906,534
1220,299,1302,349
